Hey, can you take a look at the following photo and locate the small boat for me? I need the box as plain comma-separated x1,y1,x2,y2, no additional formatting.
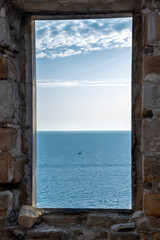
78,150,82,155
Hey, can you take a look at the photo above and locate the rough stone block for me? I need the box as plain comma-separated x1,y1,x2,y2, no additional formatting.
8,10,21,52
27,228,70,240
12,0,137,13
0,81,13,119
86,213,128,228
143,119,160,154
146,13,156,45
131,211,144,219
0,191,13,218
42,214,78,227
96,231,108,239
139,233,149,240
153,233,160,240
137,216,160,231
110,232,140,240
135,182,143,211
134,95,142,119
143,81,160,109
143,156,160,182
18,205,44,228
111,222,136,232
87,214,111,228
0,127,17,151
143,13,148,47
143,0,160,8
0,153,14,183
133,146,142,180
13,228,25,240
144,192,160,217
0,56,16,79
144,55,160,76
13,190,21,212
0,7,6,18
143,12,160,45
0,18,11,48
14,156,26,183
156,15,160,42
133,119,142,147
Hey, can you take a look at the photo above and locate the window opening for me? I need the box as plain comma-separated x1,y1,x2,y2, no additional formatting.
35,18,132,208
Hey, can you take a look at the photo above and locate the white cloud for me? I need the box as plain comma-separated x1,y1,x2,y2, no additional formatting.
35,18,132,59
37,79,131,88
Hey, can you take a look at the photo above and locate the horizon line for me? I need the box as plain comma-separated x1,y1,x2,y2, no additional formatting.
37,130,131,132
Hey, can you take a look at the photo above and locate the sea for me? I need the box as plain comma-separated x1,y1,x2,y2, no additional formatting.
37,131,131,209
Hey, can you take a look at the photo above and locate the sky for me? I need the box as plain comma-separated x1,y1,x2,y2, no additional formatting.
35,18,132,131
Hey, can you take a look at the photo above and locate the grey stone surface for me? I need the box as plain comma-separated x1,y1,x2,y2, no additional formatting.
0,191,13,219
131,211,144,219
111,222,136,232
18,205,44,228
143,119,160,155
143,80,160,109
0,152,14,183
11,0,137,13
0,18,11,47
0,7,6,18
143,155,160,182
0,81,13,119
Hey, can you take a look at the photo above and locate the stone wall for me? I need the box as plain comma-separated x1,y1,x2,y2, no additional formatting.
0,0,33,227
0,0,160,239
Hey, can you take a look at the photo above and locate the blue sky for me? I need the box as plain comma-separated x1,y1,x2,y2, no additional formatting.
36,18,132,131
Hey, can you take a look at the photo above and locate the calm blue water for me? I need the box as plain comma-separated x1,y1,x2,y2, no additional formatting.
37,131,131,209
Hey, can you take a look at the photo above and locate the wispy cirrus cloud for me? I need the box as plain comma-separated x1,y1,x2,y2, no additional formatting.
35,18,132,59
37,79,131,88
